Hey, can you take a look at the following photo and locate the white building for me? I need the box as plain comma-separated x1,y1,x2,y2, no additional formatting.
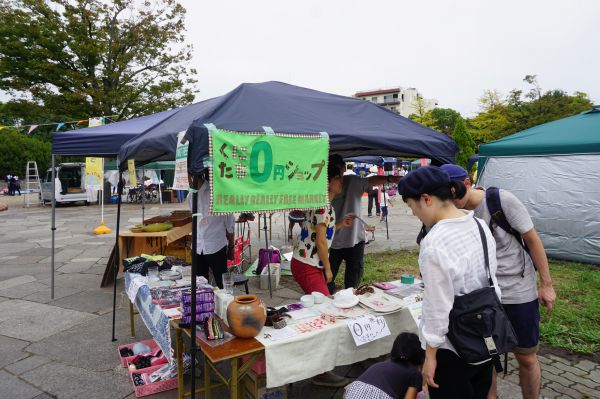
354,87,438,118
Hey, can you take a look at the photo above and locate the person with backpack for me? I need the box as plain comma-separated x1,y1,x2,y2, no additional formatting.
398,166,500,399
440,164,556,399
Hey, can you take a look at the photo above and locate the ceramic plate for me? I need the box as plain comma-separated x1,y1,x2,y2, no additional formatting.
332,296,359,309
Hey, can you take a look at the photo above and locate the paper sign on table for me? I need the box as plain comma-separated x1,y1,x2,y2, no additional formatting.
287,308,319,320
266,326,298,341
345,315,391,346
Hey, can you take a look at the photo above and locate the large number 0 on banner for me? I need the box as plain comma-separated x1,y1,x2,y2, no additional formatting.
210,129,329,213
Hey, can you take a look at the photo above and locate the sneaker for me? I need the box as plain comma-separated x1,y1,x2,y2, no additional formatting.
312,371,350,388
376,213,380,216
367,214,373,218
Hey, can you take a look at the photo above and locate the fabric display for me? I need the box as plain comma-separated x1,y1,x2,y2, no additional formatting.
123,254,190,276
179,288,215,328
129,349,164,370
181,289,214,305
182,302,215,314
120,347,134,357
203,315,225,340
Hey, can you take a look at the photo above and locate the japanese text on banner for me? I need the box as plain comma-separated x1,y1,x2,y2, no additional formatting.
210,129,329,213
85,157,103,189
128,160,137,186
172,131,189,190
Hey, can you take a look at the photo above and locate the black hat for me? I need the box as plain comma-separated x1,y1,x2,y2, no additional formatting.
398,166,450,198
328,154,344,167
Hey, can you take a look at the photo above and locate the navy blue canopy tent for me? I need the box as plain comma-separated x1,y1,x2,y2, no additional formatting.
118,81,457,170
344,156,397,166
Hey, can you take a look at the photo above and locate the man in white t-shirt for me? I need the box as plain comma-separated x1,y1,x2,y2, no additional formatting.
441,164,556,399
328,155,401,293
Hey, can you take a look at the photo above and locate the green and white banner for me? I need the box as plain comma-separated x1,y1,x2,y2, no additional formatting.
209,128,329,213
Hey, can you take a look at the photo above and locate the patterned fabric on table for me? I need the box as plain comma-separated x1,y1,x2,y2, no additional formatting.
125,273,173,363
344,381,393,399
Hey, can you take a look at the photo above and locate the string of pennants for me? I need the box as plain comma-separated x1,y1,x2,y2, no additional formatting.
0,115,119,134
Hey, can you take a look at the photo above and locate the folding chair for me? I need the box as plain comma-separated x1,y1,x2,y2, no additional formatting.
226,237,249,294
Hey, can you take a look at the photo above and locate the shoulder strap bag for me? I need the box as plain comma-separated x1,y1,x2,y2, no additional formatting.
446,218,518,371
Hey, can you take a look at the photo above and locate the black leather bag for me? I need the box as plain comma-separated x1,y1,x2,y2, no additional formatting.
447,218,518,370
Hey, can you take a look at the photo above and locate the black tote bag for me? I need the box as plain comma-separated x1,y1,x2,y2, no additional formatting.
447,218,518,369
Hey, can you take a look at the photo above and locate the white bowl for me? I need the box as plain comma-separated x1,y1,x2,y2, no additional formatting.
311,291,325,304
300,294,315,308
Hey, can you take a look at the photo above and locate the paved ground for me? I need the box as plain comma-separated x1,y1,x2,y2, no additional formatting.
0,193,598,398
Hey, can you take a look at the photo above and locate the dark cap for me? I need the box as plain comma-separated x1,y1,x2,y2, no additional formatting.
398,166,450,198
440,164,468,181
328,154,344,167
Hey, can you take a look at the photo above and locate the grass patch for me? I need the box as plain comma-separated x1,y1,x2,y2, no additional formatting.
335,250,600,355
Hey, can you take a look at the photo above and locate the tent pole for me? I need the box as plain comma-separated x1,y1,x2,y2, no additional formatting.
382,186,389,240
158,173,163,205
190,176,198,399
263,213,272,298
111,171,123,342
141,168,145,222
50,154,56,299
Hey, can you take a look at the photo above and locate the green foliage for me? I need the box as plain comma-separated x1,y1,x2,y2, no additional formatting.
452,117,476,169
410,107,462,136
469,75,593,145
0,128,51,178
0,0,198,121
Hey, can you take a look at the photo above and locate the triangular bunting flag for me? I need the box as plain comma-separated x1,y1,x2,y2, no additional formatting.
28,125,39,134
55,122,65,132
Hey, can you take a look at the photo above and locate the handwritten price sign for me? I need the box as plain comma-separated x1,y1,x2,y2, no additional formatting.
345,315,391,346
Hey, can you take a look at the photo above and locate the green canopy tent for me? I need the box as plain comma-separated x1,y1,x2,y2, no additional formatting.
477,106,600,264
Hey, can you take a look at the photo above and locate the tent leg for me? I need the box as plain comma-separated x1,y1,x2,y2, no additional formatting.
383,187,389,240
263,214,272,298
141,168,145,222
111,171,123,342
158,180,162,205
190,177,198,399
50,155,56,300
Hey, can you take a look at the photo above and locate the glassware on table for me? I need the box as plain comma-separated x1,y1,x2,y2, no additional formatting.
222,272,234,295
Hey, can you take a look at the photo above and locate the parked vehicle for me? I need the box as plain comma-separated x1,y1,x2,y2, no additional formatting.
40,163,89,204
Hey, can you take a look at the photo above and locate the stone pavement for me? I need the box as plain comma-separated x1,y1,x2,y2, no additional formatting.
0,196,598,398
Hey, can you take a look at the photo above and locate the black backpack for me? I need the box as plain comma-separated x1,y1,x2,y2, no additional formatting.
485,187,535,273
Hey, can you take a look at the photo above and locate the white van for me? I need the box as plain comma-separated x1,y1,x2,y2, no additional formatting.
41,163,89,204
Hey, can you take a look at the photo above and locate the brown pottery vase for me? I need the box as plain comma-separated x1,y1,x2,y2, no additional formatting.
227,294,267,338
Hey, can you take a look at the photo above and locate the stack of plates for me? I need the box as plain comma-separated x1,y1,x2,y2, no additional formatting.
358,290,404,313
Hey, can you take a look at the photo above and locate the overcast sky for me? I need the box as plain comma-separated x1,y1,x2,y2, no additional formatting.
179,0,600,117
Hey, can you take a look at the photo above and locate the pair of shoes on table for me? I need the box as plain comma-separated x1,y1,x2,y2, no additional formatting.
312,371,350,388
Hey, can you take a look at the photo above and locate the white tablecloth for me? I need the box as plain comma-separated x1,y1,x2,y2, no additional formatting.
256,298,419,388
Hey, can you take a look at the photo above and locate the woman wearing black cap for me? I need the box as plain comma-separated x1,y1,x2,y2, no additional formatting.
398,166,501,399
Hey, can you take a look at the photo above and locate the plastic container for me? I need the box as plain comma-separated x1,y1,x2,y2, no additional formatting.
260,263,280,290
129,364,178,397
117,339,159,368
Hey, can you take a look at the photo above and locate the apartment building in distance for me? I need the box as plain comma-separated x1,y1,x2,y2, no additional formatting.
353,87,438,118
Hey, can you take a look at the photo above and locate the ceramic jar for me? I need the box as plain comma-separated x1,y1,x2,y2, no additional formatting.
226,294,267,338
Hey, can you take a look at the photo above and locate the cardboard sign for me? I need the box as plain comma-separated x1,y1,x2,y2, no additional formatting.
173,131,189,190
345,315,391,346
210,128,329,213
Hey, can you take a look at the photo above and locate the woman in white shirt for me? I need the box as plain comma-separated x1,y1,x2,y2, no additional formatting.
398,166,500,399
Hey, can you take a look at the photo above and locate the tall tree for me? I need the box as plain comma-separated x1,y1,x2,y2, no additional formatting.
0,0,198,121
469,75,593,144
452,117,475,169
409,107,462,136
